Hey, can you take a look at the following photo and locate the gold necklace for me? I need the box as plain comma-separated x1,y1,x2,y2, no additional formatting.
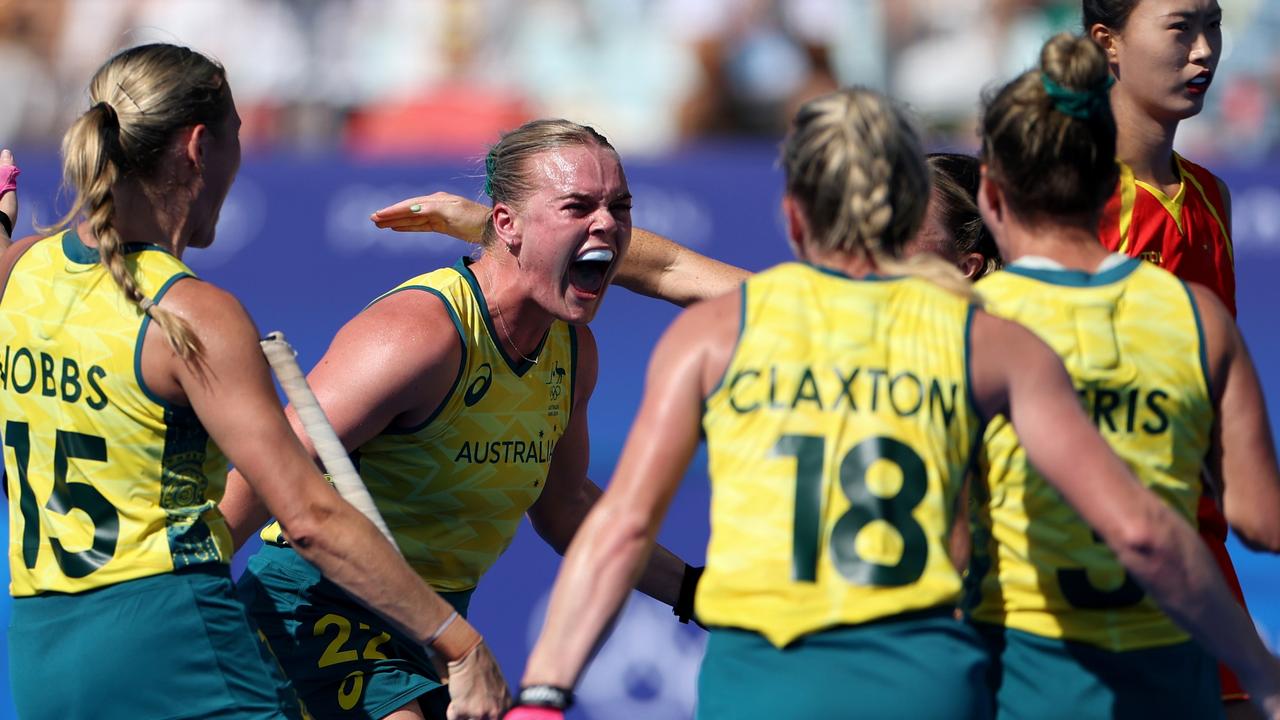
494,299,538,365
483,260,538,365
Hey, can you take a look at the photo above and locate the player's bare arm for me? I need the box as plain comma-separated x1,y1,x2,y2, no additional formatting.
526,325,688,607
1191,282,1280,552
177,280,510,718
611,228,749,307
370,191,489,244
522,292,733,690
220,288,463,546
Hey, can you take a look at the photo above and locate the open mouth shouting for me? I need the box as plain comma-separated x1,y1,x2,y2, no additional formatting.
568,247,616,300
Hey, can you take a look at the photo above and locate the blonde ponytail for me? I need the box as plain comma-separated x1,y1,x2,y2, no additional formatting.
870,249,977,301
49,44,231,362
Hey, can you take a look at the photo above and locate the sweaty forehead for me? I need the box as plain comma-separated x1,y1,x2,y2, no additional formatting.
527,145,626,196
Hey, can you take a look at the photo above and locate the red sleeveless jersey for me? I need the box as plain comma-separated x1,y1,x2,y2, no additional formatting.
1098,154,1235,316
1099,153,1247,701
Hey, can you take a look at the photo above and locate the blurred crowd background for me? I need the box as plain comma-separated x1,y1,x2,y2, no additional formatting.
1,0,1277,159
1,5,1279,718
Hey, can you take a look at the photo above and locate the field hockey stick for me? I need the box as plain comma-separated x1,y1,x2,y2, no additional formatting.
262,332,484,686
260,331,399,550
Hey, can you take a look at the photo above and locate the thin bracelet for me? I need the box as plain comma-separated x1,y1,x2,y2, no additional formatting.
426,610,458,647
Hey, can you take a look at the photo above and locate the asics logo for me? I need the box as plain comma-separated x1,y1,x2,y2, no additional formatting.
464,363,493,407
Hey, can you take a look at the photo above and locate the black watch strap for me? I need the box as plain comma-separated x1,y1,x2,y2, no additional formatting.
673,564,704,624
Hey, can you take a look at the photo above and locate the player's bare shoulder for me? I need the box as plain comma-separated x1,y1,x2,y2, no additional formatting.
159,276,248,322
341,286,464,375
662,286,742,396
304,285,465,437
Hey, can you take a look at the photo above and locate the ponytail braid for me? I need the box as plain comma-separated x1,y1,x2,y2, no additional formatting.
783,88,974,300
48,44,230,362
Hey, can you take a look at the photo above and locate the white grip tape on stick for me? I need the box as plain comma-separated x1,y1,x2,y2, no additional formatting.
260,331,399,550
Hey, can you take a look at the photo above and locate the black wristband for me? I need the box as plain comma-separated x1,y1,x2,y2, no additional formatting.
0,211,12,237
516,685,574,710
673,564,704,624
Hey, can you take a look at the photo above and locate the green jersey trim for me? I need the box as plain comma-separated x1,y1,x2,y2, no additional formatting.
1180,281,1213,402
700,281,750,440
134,272,196,408
62,227,167,264
1002,257,1141,287
704,281,747,402
378,285,469,436
963,303,983,424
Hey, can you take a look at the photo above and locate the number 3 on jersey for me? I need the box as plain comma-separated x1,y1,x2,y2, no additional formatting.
6,420,119,578
776,434,928,586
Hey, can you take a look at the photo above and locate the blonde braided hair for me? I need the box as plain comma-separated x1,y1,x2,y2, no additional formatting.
50,44,233,362
781,88,973,298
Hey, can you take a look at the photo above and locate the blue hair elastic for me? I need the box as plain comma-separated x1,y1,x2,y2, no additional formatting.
1041,73,1115,120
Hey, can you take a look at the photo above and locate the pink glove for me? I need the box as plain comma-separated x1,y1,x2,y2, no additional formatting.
0,154,18,236
0,162,19,199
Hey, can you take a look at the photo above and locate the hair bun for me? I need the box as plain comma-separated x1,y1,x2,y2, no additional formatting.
1040,32,1110,92
979,31,1119,219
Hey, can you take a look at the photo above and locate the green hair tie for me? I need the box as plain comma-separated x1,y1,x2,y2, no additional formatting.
483,148,497,198
1041,73,1115,120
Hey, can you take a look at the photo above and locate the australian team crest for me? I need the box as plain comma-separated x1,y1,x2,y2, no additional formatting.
547,360,566,416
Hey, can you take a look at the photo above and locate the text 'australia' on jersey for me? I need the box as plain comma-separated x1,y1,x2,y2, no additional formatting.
260,258,576,593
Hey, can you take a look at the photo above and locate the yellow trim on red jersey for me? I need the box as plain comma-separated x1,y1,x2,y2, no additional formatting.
1132,177,1186,235
1177,158,1233,263
1116,162,1137,255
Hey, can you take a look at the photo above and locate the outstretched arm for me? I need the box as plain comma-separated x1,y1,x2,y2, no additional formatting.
370,192,750,306
370,191,489,244
612,228,749,306
970,311,1280,715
